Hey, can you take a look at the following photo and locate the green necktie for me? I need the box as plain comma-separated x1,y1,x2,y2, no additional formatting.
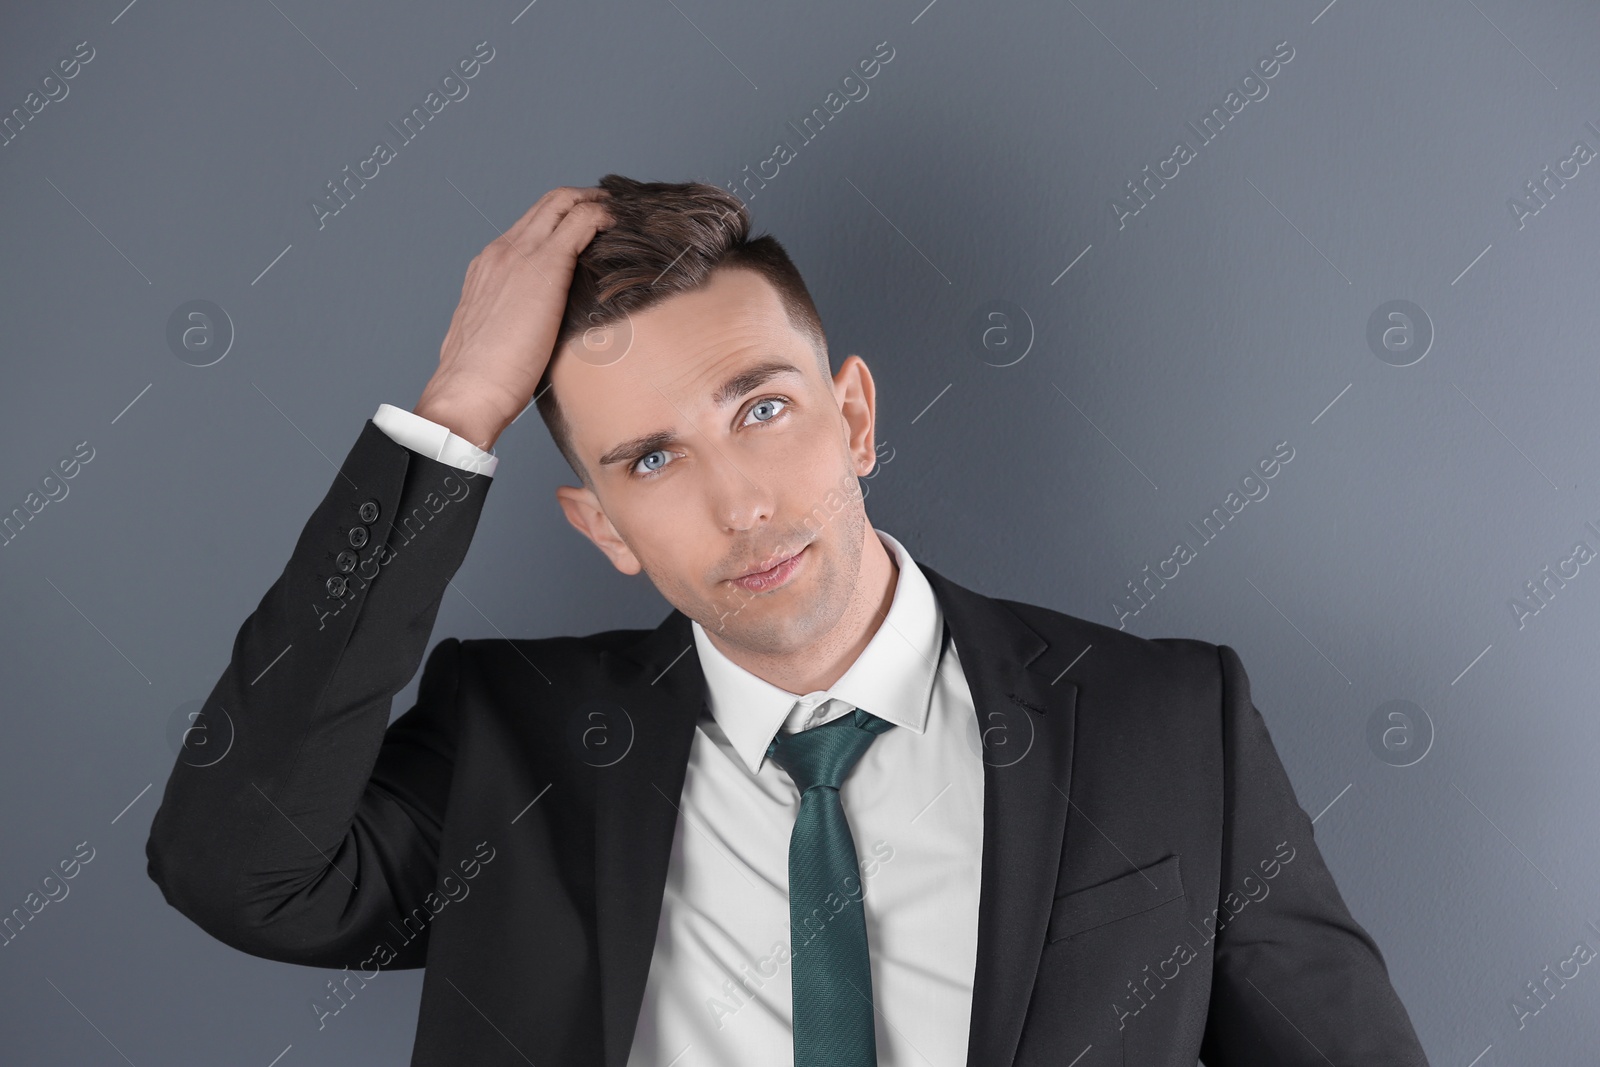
765,706,895,1067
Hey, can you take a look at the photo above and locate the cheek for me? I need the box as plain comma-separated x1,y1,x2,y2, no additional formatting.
773,420,850,483
617,495,711,576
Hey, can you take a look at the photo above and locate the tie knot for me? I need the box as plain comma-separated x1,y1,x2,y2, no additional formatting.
766,707,893,793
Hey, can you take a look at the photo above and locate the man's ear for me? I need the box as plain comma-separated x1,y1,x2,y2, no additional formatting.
554,484,642,575
832,354,878,477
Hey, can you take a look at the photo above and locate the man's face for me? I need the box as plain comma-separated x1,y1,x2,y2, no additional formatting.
551,266,878,657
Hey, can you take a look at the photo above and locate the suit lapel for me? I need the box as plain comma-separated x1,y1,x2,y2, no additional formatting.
593,607,706,1067
592,563,1081,1067
918,562,1080,1067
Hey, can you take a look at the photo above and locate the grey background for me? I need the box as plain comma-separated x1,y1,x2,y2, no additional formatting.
2,0,1596,1063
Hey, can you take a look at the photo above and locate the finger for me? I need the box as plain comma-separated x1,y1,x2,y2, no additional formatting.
537,198,615,261
506,186,585,235
505,186,611,251
515,189,612,257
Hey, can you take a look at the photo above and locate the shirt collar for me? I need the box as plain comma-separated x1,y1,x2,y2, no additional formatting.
690,527,945,775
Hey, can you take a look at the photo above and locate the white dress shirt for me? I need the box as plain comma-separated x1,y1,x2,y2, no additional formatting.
370,403,984,1067
373,402,501,476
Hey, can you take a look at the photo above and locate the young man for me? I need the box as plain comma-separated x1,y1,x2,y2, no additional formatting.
146,176,1431,1066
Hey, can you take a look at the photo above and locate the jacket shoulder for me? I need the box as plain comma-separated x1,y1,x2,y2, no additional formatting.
994,594,1221,679
993,596,1228,777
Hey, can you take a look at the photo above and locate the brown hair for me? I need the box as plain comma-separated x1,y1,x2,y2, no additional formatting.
534,174,829,487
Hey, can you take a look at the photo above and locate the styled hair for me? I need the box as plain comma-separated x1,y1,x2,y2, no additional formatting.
534,174,828,487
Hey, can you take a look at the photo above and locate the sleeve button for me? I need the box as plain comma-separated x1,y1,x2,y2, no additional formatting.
348,526,369,549
358,500,380,524
325,575,348,597
335,550,358,573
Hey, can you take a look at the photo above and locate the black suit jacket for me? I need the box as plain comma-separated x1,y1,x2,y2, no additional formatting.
146,420,1430,1065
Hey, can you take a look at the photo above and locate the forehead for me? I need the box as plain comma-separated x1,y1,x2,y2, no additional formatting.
551,266,820,451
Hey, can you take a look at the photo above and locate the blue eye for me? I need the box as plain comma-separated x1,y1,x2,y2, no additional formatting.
630,397,790,480
633,449,672,477
747,397,788,423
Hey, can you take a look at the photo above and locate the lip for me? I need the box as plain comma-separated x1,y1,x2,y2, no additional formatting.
729,545,808,593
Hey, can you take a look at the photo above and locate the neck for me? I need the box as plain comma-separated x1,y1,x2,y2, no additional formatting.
707,524,899,695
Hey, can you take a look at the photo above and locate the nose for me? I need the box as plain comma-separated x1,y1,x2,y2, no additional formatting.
702,441,775,533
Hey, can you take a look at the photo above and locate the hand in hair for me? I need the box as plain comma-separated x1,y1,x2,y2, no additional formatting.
414,186,615,452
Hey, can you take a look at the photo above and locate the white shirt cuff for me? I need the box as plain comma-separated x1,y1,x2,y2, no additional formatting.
373,403,499,477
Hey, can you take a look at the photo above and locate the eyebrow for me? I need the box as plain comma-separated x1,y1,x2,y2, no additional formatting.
709,359,805,408
596,359,806,468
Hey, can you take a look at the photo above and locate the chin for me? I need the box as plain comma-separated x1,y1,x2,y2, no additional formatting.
709,569,841,654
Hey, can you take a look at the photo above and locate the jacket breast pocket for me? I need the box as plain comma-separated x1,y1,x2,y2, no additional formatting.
1046,854,1184,943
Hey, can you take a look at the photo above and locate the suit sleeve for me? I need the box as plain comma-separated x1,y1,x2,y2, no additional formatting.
1198,643,1430,1066
145,418,490,969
